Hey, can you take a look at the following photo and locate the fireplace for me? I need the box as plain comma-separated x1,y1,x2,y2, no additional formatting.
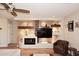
24,38,36,45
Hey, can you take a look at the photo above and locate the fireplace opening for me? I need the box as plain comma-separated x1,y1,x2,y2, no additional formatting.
24,38,36,45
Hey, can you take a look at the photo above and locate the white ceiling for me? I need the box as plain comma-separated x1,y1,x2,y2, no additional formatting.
13,3,79,19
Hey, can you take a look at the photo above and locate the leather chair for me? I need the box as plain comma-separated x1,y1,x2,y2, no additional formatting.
53,40,69,56
75,51,79,56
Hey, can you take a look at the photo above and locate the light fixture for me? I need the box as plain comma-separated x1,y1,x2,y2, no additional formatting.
41,22,46,27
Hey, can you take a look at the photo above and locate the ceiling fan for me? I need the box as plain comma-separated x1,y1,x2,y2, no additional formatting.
0,3,30,16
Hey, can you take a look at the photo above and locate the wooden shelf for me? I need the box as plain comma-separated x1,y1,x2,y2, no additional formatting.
51,24,61,27
17,26,34,29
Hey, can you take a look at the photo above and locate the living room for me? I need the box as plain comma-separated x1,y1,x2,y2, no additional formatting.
0,3,79,56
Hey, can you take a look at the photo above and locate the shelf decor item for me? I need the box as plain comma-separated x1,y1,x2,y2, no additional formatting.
68,21,74,32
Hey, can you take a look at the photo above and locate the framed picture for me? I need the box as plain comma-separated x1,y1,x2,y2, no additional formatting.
68,21,74,32
75,22,79,28
0,28,2,30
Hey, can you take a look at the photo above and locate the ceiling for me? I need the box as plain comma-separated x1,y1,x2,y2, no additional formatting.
13,3,79,19
0,3,79,20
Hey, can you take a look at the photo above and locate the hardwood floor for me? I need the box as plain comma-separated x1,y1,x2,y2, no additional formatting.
0,43,54,56
20,48,54,56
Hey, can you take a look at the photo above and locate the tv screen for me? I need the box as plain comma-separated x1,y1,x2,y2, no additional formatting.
37,27,52,38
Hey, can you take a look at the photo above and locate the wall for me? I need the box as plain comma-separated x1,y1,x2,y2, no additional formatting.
7,20,14,43
12,21,18,43
64,11,79,50
0,16,9,47
0,16,18,45
0,10,15,46
12,20,36,43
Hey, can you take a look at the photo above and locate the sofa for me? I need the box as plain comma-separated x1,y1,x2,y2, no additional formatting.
53,40,69,56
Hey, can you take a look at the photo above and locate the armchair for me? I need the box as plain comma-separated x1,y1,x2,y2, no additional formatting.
53,40,69,56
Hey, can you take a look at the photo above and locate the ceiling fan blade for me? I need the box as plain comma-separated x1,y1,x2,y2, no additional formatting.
1,3,17,16
15,9,30,13
1,3,10,10
10,11,17,16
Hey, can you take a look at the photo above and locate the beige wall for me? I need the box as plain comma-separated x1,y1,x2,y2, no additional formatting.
64,11,79,50
12,21,18,43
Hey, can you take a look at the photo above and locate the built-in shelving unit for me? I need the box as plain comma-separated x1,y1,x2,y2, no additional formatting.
17,20,62,44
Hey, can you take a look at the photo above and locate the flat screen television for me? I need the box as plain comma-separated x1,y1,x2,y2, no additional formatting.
37,27,52,38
